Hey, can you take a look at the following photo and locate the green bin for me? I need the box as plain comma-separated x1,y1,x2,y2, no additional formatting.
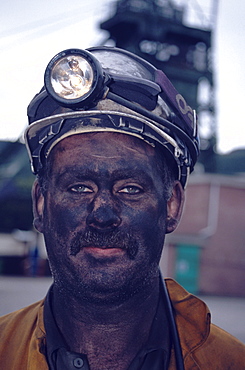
175,244,201,294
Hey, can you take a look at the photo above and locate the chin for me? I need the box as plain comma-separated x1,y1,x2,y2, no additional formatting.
52,260,159,305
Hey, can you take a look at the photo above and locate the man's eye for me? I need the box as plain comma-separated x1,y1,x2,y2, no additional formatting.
118,186,142,194
69,185,93,193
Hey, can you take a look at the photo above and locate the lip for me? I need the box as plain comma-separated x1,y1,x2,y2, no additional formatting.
83,246,125,257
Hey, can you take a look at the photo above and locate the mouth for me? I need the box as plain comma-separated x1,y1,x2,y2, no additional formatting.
82,246,126,258
70,229,139,260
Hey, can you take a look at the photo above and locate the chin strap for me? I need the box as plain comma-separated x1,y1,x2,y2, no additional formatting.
160,274,185,370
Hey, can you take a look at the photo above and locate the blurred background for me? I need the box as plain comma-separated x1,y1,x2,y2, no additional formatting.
0,0,244,342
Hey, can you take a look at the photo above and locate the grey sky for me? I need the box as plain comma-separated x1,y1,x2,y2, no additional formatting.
0,0,244,153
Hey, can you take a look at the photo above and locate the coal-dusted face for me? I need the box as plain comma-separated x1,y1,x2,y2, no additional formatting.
33,132,183,303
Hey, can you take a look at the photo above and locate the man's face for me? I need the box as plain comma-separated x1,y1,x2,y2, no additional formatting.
34,132,182,303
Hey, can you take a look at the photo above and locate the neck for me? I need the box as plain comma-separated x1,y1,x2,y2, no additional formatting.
52,276,160,369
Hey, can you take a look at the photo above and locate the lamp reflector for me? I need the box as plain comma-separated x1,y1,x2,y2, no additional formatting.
50,55,94,100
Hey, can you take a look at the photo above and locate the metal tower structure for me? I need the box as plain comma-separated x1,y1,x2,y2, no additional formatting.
100,0,218,172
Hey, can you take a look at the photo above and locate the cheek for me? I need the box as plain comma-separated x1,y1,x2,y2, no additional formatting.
124,200,167,237
134,193,166,224
44,201,87,239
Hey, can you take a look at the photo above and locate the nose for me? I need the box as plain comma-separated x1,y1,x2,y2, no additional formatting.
86,192,121,230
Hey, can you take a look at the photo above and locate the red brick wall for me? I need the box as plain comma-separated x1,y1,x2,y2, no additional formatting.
163,175,245,297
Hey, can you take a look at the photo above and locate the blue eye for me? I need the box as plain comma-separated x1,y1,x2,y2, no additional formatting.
118,186,142,194
69,185,93,193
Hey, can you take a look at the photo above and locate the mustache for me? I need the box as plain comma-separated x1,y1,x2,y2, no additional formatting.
70,228,140,260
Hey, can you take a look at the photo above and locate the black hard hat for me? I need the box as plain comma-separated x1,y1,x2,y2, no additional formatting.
25,46,199,188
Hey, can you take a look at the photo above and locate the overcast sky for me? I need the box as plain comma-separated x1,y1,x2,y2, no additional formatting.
0,0,244,153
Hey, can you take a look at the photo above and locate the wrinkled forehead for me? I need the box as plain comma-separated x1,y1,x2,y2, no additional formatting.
43,131,176,185
49,131,157,162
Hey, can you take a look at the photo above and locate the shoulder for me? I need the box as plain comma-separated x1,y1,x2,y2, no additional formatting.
164,278,245,368
210,323,245,353
0,300,45,347
0,300,47,369
192,324,245,368
0,299,45,332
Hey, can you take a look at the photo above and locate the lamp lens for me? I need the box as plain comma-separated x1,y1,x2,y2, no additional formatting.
50,55,94,99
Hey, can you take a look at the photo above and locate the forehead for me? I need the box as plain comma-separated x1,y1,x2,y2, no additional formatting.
49,132,158,170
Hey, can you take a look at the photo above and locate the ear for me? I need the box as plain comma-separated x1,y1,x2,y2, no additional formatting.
32,179,45,233
166,181,185,234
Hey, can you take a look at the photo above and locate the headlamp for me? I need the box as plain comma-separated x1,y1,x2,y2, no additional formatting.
44,49,105,109
26,46,200,188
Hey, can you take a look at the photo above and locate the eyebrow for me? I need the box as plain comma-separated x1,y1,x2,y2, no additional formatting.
55,166,154,186
110,168,154,185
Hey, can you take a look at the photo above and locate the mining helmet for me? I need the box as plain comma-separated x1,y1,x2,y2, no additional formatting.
25,46,199,188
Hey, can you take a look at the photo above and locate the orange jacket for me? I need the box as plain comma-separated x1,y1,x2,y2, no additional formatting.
0,278,244,369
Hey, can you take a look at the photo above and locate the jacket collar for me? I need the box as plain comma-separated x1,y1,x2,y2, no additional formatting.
165,278,211,359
